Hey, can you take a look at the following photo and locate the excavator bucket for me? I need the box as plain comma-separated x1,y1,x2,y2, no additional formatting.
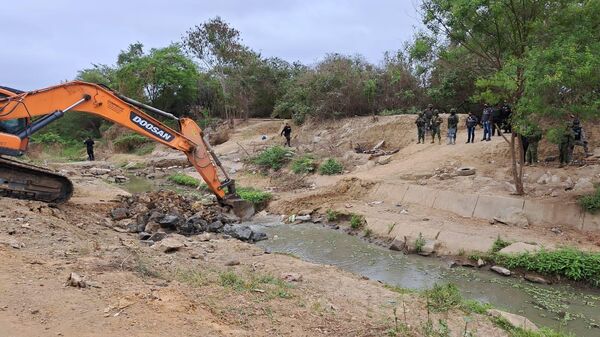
222,194,255,220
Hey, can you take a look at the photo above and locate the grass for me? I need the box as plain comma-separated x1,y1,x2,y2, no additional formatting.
251,146,293,171
168,173,201,187
425,283,463,312
350,213,365,229
579,186,600,213
237,187,272,207
219,271,293,299
364,228,373,238
291,155,317,174
491,317,575,337
326,209,338,222
319,158,344,175
175,269,207,287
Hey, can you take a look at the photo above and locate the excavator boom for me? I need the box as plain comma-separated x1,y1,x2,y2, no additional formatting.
0,81,253,217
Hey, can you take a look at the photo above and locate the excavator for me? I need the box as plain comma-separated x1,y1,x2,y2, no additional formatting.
0,81,254,218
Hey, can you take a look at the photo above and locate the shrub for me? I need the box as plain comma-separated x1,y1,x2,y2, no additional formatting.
251,146,293,171
168,173,201,187
114,133,151,152
350,213,365,229
326,209,338,222
425,284,462,312
291,155,317,174
364,228,373,237
319,158,343,175
237,187,272,206
579,186,600,213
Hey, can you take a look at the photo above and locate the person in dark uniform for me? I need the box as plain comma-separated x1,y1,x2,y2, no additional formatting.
281,123,292,147
466,112,478,143
84,137,95,161
491,104,503,136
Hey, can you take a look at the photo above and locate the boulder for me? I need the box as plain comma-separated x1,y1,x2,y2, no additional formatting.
389,238,405,252
281,272,303,282
144,221,161,233
114,176,128,183
487,309,539,331
111,208,129,221
251,231,268,242
138,232,151,240
196,233,213,242
295,215,311,222
477,258,486,268
573,178,594,192
159,215,180,227
376,156,392,165
178,216,207,236
418,239,440,256
222,224,253,241
149,232,167,242
491,265,511,276
207,220,224,233
493,207,529,227
524,274,550,284
158,237,184,253
89,168,111,175
498,242,541,255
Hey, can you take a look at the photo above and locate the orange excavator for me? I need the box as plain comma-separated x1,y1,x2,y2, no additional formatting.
0,81,253,217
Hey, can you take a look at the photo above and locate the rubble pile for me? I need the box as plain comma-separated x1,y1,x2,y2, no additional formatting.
110,190,266,244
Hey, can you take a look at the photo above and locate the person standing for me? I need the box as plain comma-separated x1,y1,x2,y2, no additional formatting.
481,104,492,141
466,112,478,143
525,127,542,165
571,116,591,157
501,101,512,133
430,110,442,144
423,104,434,136
281,123,292,147
415,112,426,144
84,137,95,161
491,104,503,136
447,108,459,145
559,122,575,167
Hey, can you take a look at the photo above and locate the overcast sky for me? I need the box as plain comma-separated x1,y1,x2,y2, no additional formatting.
2,0,421,90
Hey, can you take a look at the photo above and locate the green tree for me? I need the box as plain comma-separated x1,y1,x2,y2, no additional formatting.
420,0,581,195
114,43,199,116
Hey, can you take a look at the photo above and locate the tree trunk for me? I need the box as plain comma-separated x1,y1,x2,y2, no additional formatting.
510,132,525,195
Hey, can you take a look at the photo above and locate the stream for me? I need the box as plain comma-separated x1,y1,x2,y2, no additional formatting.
117,177,600,336
250,219,600,337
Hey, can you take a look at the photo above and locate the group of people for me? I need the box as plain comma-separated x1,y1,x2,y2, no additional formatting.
414,103,591,167
415,102,512,146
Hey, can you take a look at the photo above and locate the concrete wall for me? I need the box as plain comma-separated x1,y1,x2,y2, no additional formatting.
384,183,592,231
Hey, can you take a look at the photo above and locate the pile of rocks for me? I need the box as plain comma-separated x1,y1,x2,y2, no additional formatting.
110,190,266,244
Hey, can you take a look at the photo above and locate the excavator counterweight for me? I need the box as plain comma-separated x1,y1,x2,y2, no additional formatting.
0,81,254,218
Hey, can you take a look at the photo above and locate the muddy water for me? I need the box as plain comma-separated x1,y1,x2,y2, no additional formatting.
252,220,600,337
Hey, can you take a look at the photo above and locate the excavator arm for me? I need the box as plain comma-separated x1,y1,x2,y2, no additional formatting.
0,81,252,216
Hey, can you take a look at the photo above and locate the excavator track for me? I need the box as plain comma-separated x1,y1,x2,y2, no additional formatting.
0,157,73,203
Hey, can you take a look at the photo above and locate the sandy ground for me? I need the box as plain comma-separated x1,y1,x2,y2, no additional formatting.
0,178,507,337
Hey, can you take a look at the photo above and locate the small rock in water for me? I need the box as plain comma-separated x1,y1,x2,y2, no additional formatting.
491,266,511,276
477,258,486,268
524,274,550,284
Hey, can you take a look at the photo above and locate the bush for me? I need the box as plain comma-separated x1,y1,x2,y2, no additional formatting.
326,209,338,222
291,155,317,174
237,187,272,206
415,233,426,253
168,173,201,187
579,186,600,213
319,158,343,175
114,133,151,153
350,213,365,229
495,248,600,287
251,146,293,171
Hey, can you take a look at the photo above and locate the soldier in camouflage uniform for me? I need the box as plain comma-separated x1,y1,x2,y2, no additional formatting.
415,112,426,144
570,117,591,158
559,122,575,167
525,127,543,165
423,104,434,135
447,108,459,145
430,110,443,144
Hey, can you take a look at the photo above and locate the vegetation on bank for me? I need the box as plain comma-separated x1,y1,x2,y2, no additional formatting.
168,173,202,187
318,158,343,175
469,237,600,287
579,186,600,213
291,155,317,174
236,187,272,208
251,146,293,171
